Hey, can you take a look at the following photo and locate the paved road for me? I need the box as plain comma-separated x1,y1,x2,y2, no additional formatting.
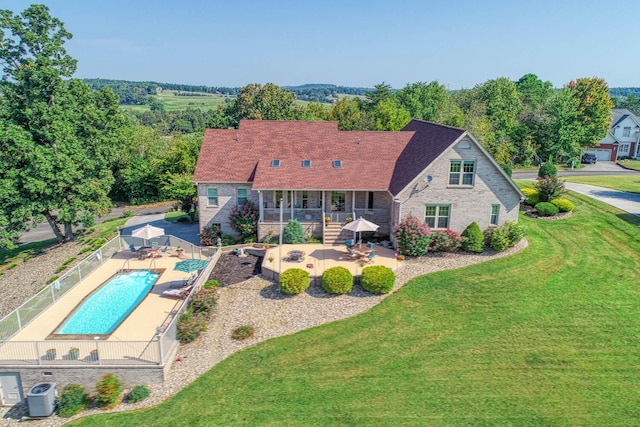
121,213,201,246
513,161,639,180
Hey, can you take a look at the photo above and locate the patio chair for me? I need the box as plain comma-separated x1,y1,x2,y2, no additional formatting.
366,242,374,250
348,248,359,259
366,250,376,263
129,244,137,253
162,284,194,299
168,273,197,289
345,239,355,249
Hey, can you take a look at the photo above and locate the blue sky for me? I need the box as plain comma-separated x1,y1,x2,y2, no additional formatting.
6,0,640,89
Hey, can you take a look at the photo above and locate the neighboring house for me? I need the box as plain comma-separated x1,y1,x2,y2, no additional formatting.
193,119,524,246
590,108,640,161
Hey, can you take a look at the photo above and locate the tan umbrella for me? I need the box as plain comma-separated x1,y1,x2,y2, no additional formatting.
341,217,379,247
131,224,165,245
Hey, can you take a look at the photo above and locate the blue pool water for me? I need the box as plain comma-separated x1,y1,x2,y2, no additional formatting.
57,270,159,335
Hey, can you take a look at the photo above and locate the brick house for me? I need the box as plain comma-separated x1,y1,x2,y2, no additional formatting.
589,108,640,161
193,119,524,246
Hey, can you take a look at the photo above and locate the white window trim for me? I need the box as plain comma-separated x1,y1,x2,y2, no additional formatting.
207,187,218,207
490,204,500,225
623,127,631,137
425,204,450,229
449,160,475,187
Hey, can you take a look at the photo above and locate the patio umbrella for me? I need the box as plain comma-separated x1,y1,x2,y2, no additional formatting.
131,224,165,245
174,259,208,273
341,217,379,247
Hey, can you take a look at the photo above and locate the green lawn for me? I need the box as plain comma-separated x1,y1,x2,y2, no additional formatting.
69,193,640,426
618,160,640,171
120,90,232,112
563,175,640,194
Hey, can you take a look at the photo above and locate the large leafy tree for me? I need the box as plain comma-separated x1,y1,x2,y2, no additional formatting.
226,82,296,126
565,77,614,148
0,5,130,247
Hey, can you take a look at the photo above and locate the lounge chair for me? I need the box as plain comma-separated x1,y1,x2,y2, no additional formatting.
162,284,194,299
168,272,198,289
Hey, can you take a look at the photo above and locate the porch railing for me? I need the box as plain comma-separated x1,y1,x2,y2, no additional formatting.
353,208,390,224
262,208,323,222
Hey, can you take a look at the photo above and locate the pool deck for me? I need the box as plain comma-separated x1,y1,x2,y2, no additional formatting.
10,252,208,343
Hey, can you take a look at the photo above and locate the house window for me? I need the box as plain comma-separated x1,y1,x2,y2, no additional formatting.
271,159,281,167
207,188,218,206
301,190,309,208
333,160,342,168
623,127,631,137
449,160,475,186
237,188,247,205
367,192,374,209
490,204,500,225
425,205,450,229
620,143,630,153
302,159,312,168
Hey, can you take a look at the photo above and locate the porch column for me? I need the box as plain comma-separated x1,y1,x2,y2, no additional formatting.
352,191,356,216
290,190,294,220
258,191,263,222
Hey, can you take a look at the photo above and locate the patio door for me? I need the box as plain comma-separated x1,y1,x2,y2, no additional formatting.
331,191,345,212
0,373,23,405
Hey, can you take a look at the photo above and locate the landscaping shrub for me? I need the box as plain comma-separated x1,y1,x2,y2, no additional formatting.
394,214,430,256
461,222,484,253
177,311,207,343
535,202,559,217
535,175,565,202
126,385,150,403
361,265,396,294
521,188,540,206
279,268,310,295
321,266,353,294
57,384,89,418
500,163,513,177
503,221,526,245
428,229,463,252
220,234,237,246
550,198,575,212
200,224,221,246
488,226,509,252
538,160,557,178
229,201,259,240
190,287,217,316
283,219,305,244
46,275,59,284
204,279,219,289
231,325,255,340
95,373,123,409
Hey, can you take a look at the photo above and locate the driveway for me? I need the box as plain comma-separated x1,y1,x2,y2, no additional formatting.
122,213,201,245
563,183,640,217
513,161,639,180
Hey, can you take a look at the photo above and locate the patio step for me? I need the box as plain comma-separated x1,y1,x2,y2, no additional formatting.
323,224,353,245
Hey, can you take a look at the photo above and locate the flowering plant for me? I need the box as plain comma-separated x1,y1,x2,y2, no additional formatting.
428,229,463,252
229,201,259,239
394,215,430,256
325,216,331,223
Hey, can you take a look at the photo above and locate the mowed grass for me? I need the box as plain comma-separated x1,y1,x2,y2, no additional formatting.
563,175,640,194
69,193,640,426
120,90,232,112
618,160,640,171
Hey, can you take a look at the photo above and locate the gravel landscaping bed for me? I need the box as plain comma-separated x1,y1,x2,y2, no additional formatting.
0,239,527,425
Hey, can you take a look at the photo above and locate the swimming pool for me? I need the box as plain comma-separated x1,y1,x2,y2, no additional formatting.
56,270,160,335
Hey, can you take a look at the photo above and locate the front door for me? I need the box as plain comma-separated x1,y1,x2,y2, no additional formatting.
331,191,345,212
0,373,23,405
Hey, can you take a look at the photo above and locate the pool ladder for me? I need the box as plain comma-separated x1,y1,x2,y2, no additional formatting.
148,258,156,271
121,259,131,272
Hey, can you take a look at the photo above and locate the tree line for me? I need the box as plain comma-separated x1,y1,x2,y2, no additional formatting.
0,4,634,249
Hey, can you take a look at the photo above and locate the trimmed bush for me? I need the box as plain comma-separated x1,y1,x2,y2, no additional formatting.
204,279,219,289
521,188,540,206
190,287,217,317
550,198,575,212
503,221,526,246
361,265,396,294
95,373,123,409
461,222,484,253
58,384,89,417
279,268,310,295
126,385,150,403
177,311,207,343
535,175,565,202
535,202,559,217
538,160,557,178
428,229,463,252
283,219,306,244
394,214,430,256
321,266,353,294
489,227,509,252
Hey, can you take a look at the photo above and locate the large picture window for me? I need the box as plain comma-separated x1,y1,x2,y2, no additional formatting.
425,205,450,229
449,160,475,186
207,188,218,206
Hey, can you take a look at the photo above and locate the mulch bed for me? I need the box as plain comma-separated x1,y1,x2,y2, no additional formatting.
209,252,263,287
520,205,573,220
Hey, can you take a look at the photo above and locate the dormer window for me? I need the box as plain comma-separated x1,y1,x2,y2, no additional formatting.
271,159,281,167
302,159,312,168
333,160,342,168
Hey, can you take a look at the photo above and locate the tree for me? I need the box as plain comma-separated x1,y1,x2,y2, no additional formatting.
516,73,554,110
364,82,393,111
373,97,411,131
0,5,131,247
226,82,296,126
565,77,614,148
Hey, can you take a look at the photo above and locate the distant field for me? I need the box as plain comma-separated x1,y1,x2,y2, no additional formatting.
120,90,233,112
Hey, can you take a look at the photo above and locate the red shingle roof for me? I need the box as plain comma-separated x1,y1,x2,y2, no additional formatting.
193,119,466,195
